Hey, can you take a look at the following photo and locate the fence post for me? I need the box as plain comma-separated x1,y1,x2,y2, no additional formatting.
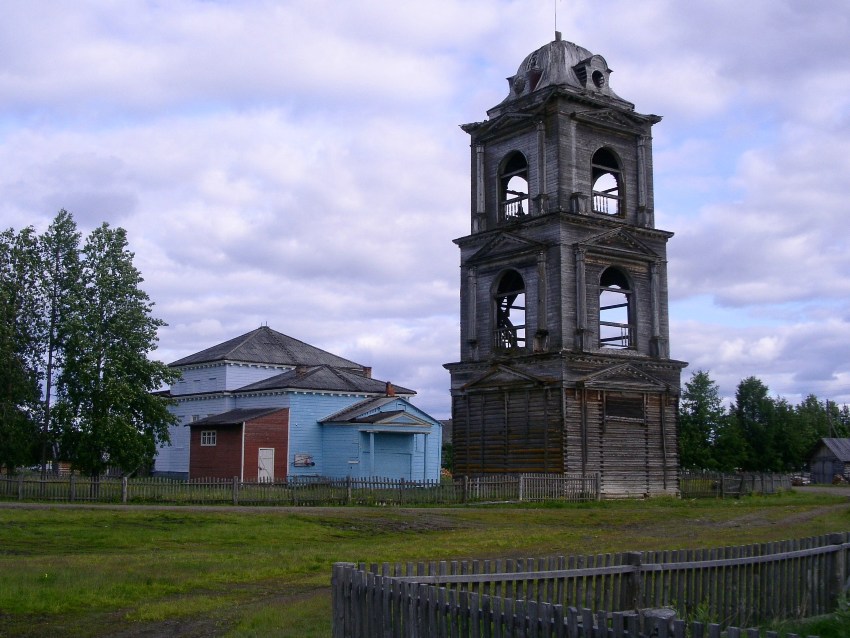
17,474,24,500
595,472,601,501
623,552,643,610
829,532,847,609
463,475,469,504
69,474,76,502
346,475,352,505
332,562,356,638
121,476,128,504
519,474,525,502
232,476,239,505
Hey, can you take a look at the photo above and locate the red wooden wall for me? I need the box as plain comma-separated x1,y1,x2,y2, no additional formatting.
242,410,289,481
189,408,290,480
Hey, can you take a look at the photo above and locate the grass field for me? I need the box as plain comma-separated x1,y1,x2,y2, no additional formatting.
1,490,849,637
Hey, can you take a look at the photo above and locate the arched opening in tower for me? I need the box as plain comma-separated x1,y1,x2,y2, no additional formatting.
591,148,622,216
494,269,526,350
599,266,633,349
499,152,529,221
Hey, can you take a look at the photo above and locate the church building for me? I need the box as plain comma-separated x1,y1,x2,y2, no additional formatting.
444,34,687,497
154,326,442,482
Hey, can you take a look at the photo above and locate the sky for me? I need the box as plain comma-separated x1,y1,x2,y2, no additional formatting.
1,0,849,419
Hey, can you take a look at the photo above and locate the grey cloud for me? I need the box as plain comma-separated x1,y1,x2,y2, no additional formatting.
3,0,849,420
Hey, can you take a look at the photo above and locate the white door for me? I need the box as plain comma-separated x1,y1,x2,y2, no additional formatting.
258,448,274,482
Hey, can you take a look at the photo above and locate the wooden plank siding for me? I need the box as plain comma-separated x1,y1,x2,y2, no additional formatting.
453,383,677,497
241,409,289,481
189,426,242,479
454,386,564,475
584,391,678,497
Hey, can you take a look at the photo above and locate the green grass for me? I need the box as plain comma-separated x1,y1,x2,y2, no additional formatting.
1,490,849,636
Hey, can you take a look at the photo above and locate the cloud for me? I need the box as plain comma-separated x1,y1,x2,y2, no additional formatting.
2,0,849,420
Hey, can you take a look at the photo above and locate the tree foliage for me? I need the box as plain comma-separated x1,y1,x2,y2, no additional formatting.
56,223,179,476
679,371,847,472
0,227,43,472
678,370,726,470
734,376,777,471
37,210,82,473
0,211,176,476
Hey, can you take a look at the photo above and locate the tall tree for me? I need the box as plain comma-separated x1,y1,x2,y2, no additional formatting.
836,403,850,438
711,415,747,472
37,210,81,475
678,370,726,469
0,227,43,473
733,376,778,471
774,397,805,471
56,223,178,477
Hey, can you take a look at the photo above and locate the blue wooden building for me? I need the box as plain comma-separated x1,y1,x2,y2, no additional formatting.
153,326,442,481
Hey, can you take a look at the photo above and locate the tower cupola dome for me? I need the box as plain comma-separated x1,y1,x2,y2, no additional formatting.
501,32,630,108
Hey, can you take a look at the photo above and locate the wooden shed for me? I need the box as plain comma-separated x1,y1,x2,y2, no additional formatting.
189,407,289,481
810,438,850,484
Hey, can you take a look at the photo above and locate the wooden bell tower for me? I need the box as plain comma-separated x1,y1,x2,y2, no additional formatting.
444,34,687,497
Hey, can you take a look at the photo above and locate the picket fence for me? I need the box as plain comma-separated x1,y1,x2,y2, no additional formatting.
0,471,793,507
679,471,792,499
0,473,600,506
332,531,849,636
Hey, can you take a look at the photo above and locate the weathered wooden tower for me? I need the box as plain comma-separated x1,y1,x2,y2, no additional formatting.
444,34,687,497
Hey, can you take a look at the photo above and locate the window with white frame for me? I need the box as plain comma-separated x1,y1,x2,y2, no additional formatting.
200,430,217,446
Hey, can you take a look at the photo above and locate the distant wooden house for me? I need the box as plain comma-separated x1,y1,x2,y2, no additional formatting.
810,438,850,484
154,326,442,481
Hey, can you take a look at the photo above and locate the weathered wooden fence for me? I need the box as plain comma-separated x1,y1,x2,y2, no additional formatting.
679,471,792,498
333,531,849,636
1,471,796,506
0,473,600,506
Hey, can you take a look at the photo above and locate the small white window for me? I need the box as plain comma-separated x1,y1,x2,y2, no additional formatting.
201,430,217,446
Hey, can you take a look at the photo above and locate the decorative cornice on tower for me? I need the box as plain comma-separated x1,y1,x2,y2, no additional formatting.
577,363,670,391
571,108,662,133
464,232,547,266
579,228,660,260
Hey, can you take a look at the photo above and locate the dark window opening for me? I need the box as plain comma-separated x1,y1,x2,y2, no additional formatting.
499,152,529,222
591,148,622,215
592,70,606,88
494,270,526,350
599,267,634,349
605,393,644,420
